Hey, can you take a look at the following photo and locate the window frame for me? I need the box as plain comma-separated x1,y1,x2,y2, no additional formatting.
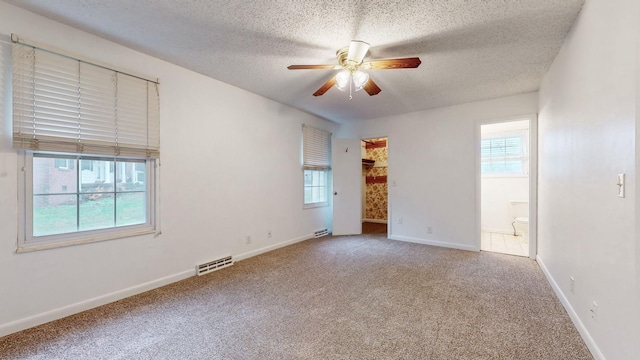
480,130,529,177
17,151,158,253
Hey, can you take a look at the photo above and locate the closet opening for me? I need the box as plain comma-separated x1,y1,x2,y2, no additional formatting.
361,137,388,235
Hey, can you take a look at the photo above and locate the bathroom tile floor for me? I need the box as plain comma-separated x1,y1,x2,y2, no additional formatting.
481,231,529,257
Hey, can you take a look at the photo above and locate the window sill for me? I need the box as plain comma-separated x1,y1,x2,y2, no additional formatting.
304,202,329,209
481,174,529,179
17,226,158,253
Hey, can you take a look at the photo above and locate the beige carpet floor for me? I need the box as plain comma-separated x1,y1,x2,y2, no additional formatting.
0,234,592,359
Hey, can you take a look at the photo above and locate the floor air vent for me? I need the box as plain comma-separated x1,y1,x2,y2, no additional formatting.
313,228,329,238
196,256,234,276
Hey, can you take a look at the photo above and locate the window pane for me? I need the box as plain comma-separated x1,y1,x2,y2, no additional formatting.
492,162,506,173
116,160,146,191
304,187,312,203
33,194,77,236
116,192,146,226
34,157,77,194
504,161,523,173
317,187,327,203
303,170,328,205
80,160,93,171
79,193,115,231
318,171,326,186
491,138,505,154
27,154,154,247
80,159,114,192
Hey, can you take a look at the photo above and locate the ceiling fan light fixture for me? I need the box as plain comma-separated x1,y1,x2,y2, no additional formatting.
335,70,350,91
353,70,369,91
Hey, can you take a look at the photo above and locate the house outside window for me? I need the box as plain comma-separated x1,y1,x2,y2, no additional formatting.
54,158,73,170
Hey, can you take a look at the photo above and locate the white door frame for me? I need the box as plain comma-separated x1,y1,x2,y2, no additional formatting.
476,114,538,259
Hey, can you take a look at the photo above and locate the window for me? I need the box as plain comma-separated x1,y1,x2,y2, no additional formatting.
13,35,159,251
304,170,328,205
31,155,151,237
481,133,528,175
302,125,331,208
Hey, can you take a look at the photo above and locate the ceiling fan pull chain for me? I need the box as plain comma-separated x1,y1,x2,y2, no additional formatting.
349,72,353,100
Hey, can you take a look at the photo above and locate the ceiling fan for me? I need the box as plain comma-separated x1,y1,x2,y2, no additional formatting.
288,40,421,99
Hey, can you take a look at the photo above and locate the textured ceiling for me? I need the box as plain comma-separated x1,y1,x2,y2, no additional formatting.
5,0,585,124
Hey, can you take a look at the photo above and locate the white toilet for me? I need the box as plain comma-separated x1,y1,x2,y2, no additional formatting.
510,200,529,243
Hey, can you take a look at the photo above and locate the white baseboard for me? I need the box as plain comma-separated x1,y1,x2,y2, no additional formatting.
389,235,478,252
362,219,388,224
0,269,194,338
234,233,313,262
536,255,604,360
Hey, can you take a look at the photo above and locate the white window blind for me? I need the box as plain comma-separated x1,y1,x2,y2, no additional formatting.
302,125,331,170
12,41,160,158
481,135,527,174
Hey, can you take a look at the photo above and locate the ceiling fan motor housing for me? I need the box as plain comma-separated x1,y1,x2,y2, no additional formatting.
337,47,359,71
337,40,370,72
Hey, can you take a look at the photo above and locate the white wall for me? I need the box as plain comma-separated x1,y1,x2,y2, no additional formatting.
337,93,538,251
481,177,528,233
537,0,639,358
0,2,335,336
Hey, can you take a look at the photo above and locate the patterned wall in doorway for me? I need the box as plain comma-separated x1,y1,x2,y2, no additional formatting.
364,138,388,220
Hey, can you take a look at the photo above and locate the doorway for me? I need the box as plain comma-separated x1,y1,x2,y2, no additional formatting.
479,118,536,257
361,137,388,235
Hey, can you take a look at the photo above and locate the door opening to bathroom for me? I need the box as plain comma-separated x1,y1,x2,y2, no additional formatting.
361,137,388,235
480,120,531,257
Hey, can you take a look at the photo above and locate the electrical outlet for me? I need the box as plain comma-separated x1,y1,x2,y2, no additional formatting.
245,236,252,244
397,217,403,224
267,231,272,239
427,226,433,234
569,276,575,294
590,301,598,321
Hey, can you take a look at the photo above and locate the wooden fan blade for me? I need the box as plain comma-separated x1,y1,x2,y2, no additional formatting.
288,64,340,70
362,57,421,70
363,77,381,96
313,76,337,96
